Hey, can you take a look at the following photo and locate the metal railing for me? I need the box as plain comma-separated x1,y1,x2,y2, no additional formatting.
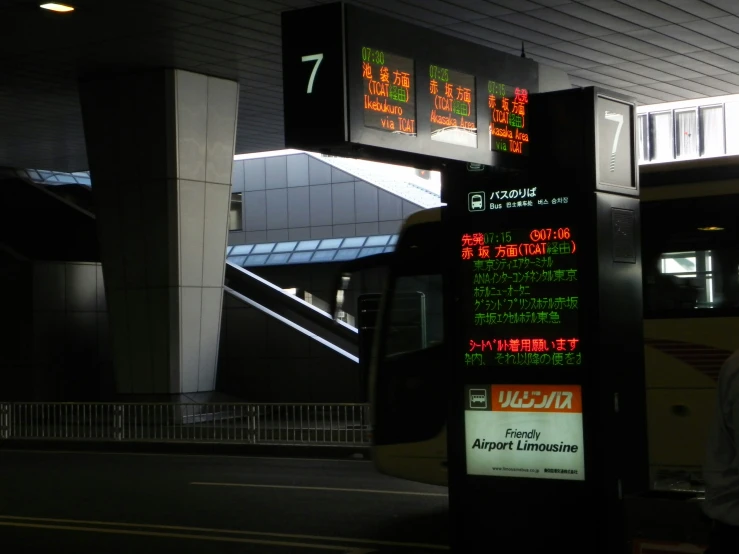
0,403,371,446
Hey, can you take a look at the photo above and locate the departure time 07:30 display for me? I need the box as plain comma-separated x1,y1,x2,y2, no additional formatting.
361,47,385,65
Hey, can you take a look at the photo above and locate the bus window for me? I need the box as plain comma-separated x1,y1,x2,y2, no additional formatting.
643,194,739,316
384,274,443,358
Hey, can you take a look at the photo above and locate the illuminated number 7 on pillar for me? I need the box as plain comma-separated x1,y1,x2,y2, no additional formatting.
604,110,623,173
301,53,324,94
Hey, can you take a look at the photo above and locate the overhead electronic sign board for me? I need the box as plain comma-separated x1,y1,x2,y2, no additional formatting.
282,2,537,167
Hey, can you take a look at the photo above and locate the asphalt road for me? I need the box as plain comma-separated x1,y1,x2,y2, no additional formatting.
0,449,449,553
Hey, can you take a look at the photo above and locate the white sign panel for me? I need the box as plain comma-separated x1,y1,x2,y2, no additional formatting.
465,384,585,481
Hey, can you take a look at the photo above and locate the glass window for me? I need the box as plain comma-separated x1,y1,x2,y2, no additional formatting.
383,274,443,358
312,250,337,262
366,235,391,247
296,240,320,251
226,256,247,267
643,194,739,315
341,237,366,248
289,252,314,264
360,246,386,257
675,109,698,159
230,244,253,256
319,239,343,250
701,105,724,157
637,114,648,162
266,253,291,265
252,243,275,254
650,111,673,161
726,102,739,155
244,254,269,266
273,241,298,253
229,193,243,231
334,248,361,261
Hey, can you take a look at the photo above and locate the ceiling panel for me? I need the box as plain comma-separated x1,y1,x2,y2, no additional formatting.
680,50,739,71
569,68,641,87
497,12,588,41
578,0,675,26
443,0,513,18
554,3,642,32
681,19,739,46
541,41,626,64
610,0,702,24
402,0,497,21
521,8,615,37
471,17,565,45
659,0,728,19
581,64,659,85
445,22,529,50
703,0,739,17
572,37,650,61
709,72,739,86
654,23,734,49
628,58,704,79
3,0,739,172
625,28,704,53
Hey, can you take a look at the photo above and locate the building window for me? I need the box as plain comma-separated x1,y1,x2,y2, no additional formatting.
700,105,724,157
229,192,243,231
637,114,648,162
675,109,698,159
649,111,673,161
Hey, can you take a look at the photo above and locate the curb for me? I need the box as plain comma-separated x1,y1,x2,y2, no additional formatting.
0,439,372,460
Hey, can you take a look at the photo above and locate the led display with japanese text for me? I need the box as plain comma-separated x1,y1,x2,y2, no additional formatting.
488,81,530,156
429,64,477,148
362,47,417,135
461,227,580,368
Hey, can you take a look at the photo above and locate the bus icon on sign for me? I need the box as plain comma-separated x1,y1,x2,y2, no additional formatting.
468,192,485,212
469,389,488,409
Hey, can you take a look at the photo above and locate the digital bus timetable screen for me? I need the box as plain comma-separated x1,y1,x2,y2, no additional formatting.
488,80,530,156
461,226,581,368
429,64,477,148
362,47,417,136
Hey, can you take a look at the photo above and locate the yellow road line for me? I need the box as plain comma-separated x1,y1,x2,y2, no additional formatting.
0,515,450,550
0,521,360,551
190,481,448,497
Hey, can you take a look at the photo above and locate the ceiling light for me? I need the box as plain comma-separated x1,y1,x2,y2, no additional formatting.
698,226,724,232
40,3,74,12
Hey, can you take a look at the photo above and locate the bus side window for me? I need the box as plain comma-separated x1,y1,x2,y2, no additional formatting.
384,274,443,358
642,194,739,315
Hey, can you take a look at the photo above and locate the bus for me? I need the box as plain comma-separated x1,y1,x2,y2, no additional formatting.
334,155,739,491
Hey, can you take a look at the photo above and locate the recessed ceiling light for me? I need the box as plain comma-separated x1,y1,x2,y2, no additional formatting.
698,226,724,232
40,3,74,12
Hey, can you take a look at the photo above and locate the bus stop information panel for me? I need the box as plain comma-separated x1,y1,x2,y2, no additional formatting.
459,222,585,481
443,88,647,553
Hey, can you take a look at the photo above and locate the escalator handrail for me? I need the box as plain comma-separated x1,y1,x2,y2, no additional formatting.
224,287,358,363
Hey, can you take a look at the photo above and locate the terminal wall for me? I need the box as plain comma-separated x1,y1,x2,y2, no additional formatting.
0,260,112,401
229,153,420,244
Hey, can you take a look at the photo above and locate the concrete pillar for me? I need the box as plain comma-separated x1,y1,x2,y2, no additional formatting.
79,69,238,394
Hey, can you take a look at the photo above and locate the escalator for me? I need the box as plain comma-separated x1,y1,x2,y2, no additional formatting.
0,173,358,361
224,263,358,361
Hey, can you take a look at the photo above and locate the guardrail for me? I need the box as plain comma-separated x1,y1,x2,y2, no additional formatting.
0,403,371,446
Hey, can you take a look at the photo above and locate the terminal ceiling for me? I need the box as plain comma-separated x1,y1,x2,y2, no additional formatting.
2,0,739,172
